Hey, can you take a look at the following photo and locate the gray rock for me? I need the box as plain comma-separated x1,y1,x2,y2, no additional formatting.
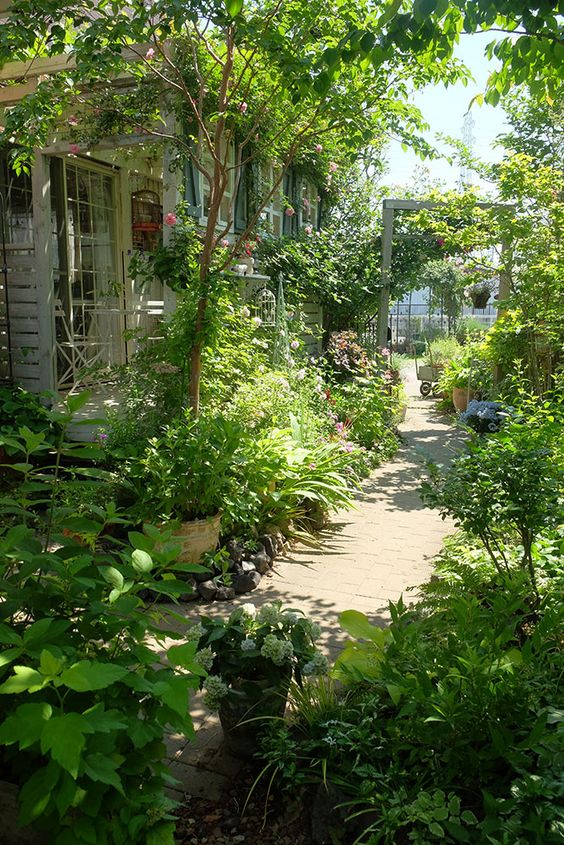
197,580,218,601
251,550,271,574
215,585,236,601
232,571,261,593
259,535,277,559
241,561,256,573
193,569,213,584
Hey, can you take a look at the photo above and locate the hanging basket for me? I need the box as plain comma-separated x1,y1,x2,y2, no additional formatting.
470,290,490,309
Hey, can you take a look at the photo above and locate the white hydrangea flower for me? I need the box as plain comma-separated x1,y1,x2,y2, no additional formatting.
240,603,257,619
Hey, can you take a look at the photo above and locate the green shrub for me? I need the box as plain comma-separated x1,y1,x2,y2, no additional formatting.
258,545,564,845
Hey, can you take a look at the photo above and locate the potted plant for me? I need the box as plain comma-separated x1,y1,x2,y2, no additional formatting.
195,602,328,756
129,415,242,562
463,278,494,309
438,345,493,412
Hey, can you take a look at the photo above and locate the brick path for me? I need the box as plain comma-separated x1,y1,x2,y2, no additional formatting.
165,367,464,799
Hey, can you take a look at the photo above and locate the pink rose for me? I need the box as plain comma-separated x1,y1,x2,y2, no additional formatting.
68,115,79,127
290,339,299,350
164,212,177,226
69,143,80,154
252,316,262,327
145,48,155,60
329,161,338,172
285,207,295,217
304,225,313,235
239,102,248,113
315,144,323,153
220,238,229,248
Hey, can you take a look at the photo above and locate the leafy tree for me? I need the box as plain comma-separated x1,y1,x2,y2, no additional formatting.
0,0,467,412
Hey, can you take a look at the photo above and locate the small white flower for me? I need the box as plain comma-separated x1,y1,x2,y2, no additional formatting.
296,368,306,381
241,306,251,317
240,603,257,619
252,316,262,327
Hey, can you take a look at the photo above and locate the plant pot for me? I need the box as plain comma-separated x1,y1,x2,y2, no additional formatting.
219,677,290,757
452,387,475,413
470,291,490,309
170,511,222,563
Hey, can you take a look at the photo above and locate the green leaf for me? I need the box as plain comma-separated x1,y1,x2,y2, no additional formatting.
66,390,92,414
83,753,124,794
429,822,445,837
339,609,386,642
131,548,153,574
460,810,478,825
83,703,128,733
0,702,52,749
153,675,192,717
60,660,128,692
41,714,89,777
322,47,340,67
225,0,243,17
0,647,23,668
0,665,46,693
167,642,199,668
40,649,63,676
19,761,60,825
147,822,176,845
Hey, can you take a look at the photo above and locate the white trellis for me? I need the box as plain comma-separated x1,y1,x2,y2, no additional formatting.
255,286,276,326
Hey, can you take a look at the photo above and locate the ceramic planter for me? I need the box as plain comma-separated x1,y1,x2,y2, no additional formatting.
452,387,475,413
219,676,290,757
170,511,222,563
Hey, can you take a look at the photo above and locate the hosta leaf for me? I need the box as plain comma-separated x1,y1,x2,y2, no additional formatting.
131,548,153,574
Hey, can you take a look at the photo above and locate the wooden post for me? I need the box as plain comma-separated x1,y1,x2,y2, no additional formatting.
377,204,394,347
31,151,56,394
494,239,511,386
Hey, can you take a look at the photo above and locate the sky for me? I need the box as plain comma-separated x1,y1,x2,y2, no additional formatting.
383,34,508,190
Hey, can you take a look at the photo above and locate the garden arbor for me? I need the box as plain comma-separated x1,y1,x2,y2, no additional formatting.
376,198,513,347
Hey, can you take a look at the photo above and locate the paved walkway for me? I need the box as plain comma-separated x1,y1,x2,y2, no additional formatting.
165,368,464,799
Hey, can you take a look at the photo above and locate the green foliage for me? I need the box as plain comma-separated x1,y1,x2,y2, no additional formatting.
0,409,202,844
195,602,327,711
331,375,399,457
0,386,61,451
259,543,564,844
437,339,493,394
421,409,563,593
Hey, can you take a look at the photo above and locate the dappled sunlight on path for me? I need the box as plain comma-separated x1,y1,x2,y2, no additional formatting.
164,365,466,797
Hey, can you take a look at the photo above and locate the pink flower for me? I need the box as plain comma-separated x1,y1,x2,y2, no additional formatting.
335,421,345,434
308,462,317,469
315,144,323,153
164,212,177,226
329,161,338,172
255,234,262,243
68,115,79,127
303,198,310,208
69,143,80,155
285,207,295,217
304,225,313,235
290,339,299,350
220,238,229,248
145,48,155,60
296,368,306,380
241,306,251,317
252,316,262,327
239,102,248,113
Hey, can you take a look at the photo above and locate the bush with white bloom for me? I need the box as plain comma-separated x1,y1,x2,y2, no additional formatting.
193,601,326,711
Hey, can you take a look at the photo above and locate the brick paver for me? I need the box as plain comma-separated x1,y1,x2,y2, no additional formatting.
164,367,464,797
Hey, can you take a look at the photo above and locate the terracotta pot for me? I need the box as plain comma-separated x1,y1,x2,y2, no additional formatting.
169,512,222,563
219,676,290,757
452,387,475,413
